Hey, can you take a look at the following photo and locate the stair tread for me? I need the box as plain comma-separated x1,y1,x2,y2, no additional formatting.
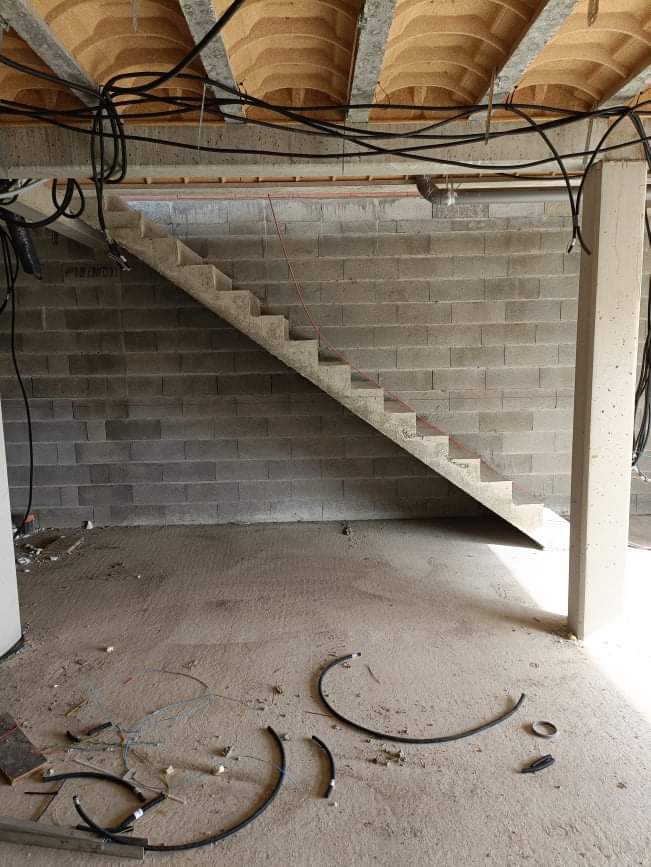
108,201,544,540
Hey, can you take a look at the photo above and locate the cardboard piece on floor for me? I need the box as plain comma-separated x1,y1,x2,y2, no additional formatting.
0,713,47,784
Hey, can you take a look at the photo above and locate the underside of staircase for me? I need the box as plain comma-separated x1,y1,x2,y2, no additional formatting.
103,196,545,541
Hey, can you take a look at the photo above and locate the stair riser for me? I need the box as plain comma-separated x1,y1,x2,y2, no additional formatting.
105,197,545,538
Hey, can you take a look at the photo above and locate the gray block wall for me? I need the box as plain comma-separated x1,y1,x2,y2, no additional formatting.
2,194,649,528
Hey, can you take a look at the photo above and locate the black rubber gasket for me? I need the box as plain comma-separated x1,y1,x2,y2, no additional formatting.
318,652,525,744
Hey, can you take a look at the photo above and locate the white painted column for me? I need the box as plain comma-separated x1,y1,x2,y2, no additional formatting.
0,401,21,658
568,160,648,640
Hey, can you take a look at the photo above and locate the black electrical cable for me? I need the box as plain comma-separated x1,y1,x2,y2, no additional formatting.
77,792,167,835
318,654,525,744
633,210,651,468
73,726,286,853
105,0,248,96
43,771,149,802
311,736,336,799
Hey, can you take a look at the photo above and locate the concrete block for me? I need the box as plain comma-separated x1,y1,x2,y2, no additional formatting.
163,375,219,396
126,353,180,374
31,421,87,442
123,309,178,330
291,479,343,498
106,419,161,441
33,465,90,485
133,483,186,504
343,479,398,501
375,282,430,303
479,411,533,432
321,458,374,478
343,304,397,325
561,300,578,321
79,485,133,505
452,301,505,323
185,482,239,502
533,409,573,431
170,200,228,224
376,235,430,256
109,505,166,525
379,370,433,391
131,441,185,462
344,436,402,457
428,324,481,347
397,347,450,369
36,507,94,528
433,368,486,390
184,440,238,460
540,367,575,388
291,437,344,458
64,310,121,331
214,460,269,480
165,504,219,524
535,322,577,344
373,456,431,477
486,368,539,389
558,344,576,365
238,438,291,459
239,480,292,500
450,347,504,368
505,345,559,366
109,463,163,483
430,279,484,302
481,323,536,345
319,236,375,258
374,327,427,347
397,303,451,324
345,259,398,280
163,462,216,482
33,377,89,398
538,275,578,299
502,431,555,454
396,477,448,499
269,459,321,480
507,254,564,277
454,256,507,279
484,278,540,300
398,258,453,280
505,300,561,322
75,442,131,463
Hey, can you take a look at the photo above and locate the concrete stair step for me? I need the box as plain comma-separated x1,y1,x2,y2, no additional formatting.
106,200,545,542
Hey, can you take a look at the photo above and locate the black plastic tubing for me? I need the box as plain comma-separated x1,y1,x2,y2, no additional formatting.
73,726,286,853
318,653,525,744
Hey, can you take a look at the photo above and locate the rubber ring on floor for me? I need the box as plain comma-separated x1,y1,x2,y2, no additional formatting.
531,720,558,738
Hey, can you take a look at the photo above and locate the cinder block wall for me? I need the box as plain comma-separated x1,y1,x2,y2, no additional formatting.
0,229,484,528
2,194,649,528
130,193,650,517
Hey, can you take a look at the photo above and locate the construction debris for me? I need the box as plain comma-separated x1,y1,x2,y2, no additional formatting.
0,713,48,784
0,816,145,860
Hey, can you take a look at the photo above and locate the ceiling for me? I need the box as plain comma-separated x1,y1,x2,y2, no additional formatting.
1,0,649,127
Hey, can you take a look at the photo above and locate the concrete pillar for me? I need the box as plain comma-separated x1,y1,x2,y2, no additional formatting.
0,402,21,658
568,160,648,640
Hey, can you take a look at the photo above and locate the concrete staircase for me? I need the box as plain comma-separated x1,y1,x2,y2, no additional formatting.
104,196,544,540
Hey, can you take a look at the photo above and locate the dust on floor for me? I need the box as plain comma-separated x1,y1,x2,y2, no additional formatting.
0,518,650,866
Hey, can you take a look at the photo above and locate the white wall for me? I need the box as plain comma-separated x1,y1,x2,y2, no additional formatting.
0,402,21,657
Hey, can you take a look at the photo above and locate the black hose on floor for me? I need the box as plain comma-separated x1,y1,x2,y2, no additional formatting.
311,735,336,799
318,653,525,744
72,726,286,853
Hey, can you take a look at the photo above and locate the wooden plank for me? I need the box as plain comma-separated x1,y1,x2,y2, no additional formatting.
0,816,145,859
0,714,47,784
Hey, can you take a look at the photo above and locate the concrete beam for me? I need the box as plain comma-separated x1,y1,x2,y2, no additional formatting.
568,159,647,640
0,402,22,658
177,0,244,121
348,0,398,124
2,117,649,180
495,0,576,99
1,0,96,105
4,183,106,250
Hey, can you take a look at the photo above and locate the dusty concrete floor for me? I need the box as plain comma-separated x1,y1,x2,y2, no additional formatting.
1,518,650,867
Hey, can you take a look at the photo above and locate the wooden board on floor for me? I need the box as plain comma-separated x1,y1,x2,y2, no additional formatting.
0,714,47,784
0,817,145,859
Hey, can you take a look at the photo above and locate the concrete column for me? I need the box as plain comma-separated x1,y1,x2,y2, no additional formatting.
0,401,21,657
568,160,648,640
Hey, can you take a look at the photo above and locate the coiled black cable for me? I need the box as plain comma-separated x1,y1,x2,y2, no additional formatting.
311,735,336,799
318,653,525,744
72,726,286,853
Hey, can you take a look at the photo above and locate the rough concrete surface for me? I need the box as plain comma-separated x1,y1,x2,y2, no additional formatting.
0,518,649,866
